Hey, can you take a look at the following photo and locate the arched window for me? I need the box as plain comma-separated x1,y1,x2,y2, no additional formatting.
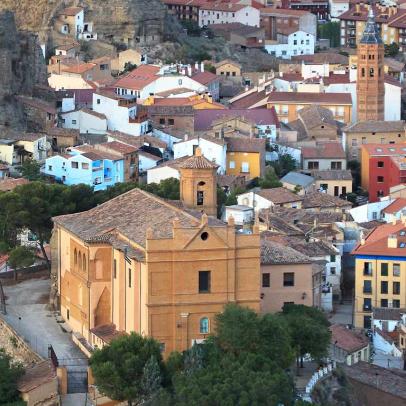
82,254,86,271
200,317,209,334
361,68,365,77
74,249,77,266
78,251,82,270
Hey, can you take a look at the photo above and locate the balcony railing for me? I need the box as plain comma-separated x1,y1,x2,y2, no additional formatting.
363,305,372,312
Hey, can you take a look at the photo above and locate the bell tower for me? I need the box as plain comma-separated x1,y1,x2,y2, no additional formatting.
356,7,384,121
179,147,218,216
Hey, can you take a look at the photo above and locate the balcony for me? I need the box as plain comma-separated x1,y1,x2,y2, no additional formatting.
118,98,137,108
363,305,372,312
129,114,148,123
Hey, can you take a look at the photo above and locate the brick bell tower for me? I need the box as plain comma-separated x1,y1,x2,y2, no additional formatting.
356,7,385,121
179,147,218,216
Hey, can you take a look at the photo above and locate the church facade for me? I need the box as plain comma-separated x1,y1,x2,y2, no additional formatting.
52,148,261,356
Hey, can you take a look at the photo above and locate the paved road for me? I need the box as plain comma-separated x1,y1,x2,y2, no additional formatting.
328,302,353,326
1,278,84,361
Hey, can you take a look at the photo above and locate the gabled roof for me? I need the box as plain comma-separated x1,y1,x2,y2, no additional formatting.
345,120,405,133
60,7,83,16
229,89,268,109
225,136,265,153
17,361,56,393
213,59,242,69
302,142,346,159
256,187,303,204
267,91,352,105
302,192,352,209
261,239,311,265
310,170,353,181
179,148,219,169
281,171,314,188
192,71,218,85
114,65,160,90
381,198,406,214
330,324,369,353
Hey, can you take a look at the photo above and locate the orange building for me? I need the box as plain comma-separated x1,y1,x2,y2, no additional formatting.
53,148,261,357
356,9,385,122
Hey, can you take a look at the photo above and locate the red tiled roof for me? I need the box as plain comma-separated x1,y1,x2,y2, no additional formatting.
60,7,83,16
267,91,352,105
229,89,268,109
361,143,406,155
330,324,369,353
62,63,95,74
382,198,406,214
192,71,218,85
302,142,346,159
352,220,406,256
260,7,310,16
114,65,160,90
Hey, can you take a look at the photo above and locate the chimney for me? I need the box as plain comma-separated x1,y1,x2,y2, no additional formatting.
187,64,192,77
388,234,398,248
360,231,365,245
195,61,199,71
356,3,360,12
200,62,204,72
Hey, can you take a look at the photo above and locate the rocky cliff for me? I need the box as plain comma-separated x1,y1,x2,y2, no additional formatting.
0,11,47,130
0,0,166,46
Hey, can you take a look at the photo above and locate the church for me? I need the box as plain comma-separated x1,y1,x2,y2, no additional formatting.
52,147,261,356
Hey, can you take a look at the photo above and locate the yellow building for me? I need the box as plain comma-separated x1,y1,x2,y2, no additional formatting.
53,148,261,357
214,60,242,78
225,136,266,179
352,220,406,329
267,92,352,124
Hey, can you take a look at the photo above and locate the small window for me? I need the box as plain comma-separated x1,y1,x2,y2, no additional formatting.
82,254,86,271
67,309,70,320
197,190,204,205
113,259,117,279
72,120,77,125
393,299,400,308
97,99,101,104
262,273,270,288
330,255,336,263
168,118,174,125
393,263,401,276
381,263,388,276
159,118,165,125
71,161,79,169
377,176,384,183
229,161,235,169
393,281,401,295
48,165,52,171
377,161,384,168
283,272,294,287
128,268,132,288
381,281,388,294
200,317,209,334
199,271,211,293
82,163,89,169
330,267,336,275
381,298,388,307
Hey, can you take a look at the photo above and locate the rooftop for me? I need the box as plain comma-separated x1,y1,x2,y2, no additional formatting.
302,191,352,209
17,360,56,393
179,147,219,169
54,188,224,250
381,198,406,214
261,239,311,265
302,142,346,159
192,71,218,85
60,7,83,16
342,362,406,400
114,64,160,91
310,170,353,181
268,91,352,105
281,171,314,188
345,120,405,133
225,136,266,153
90,324,125,344
229,89,268,109
373,307,406,321
361,143,406,156
0,178,29,192
256,187,303,204
330,324,369,353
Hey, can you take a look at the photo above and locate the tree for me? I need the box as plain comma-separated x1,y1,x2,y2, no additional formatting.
224,187,245,207
318,22,340,48
283,304,331,367
20,158,41,181
89,333,164,405
143,178,180,200
0,349,25,404
384,42,399,57
258,167,282,189
269,154,297,178
7,246,36,281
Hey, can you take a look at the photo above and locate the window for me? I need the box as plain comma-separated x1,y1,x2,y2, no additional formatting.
330,255,336,263
168,118,174,125
71,161,79,169
128,268,132,288
330,267,336,275
74,248,77,265
82,163,89,169
393,281,401,295
377,161,384,168
113,259,117,279
199,271,211,293
97,98,101,104
381,263,388,276
363,315,371,328
67,309,70,320
229,160,235,169
48,165,52,171
393,263,400,276
200,317,209,334
241,162,249,173
363,298,371,311
197,190,204,205
381,281,388,294
159,118,165,125
331,161,342,170
82,254,86,272
363,262,372,276
283,272,294,287
377,176,384,183
72,120,77,125
381,299,388,307
369,68,374,77
363,280,372,294
393,299,400,308
307,161,319,170
262,273,270,287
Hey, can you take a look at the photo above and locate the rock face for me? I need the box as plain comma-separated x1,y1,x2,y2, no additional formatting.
0,0,166,46
0,11,47,130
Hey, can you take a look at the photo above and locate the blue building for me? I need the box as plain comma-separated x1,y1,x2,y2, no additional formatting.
43,147,125,191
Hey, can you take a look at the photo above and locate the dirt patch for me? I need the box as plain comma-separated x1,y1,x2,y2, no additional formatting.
0,270,49,286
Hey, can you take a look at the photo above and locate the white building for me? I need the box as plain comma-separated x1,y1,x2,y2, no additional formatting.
199,5,260,28
173,136,226,174
349,198,394,223
265,31,315,59
138,151,162,173
61,108,107,135
223,205,254,225
92,91,149,136
329,0,350,21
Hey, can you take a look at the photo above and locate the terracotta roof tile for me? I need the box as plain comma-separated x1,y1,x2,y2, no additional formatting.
225,136,265,153
345,120,405,133
256,187,303,204
17,361,56,393
268,92,352,105
114,65,160,90
381,198,406,214
192,71,218,85
98,141,138,155
330,324,369,353
229,89,269,109
62,63,96,74
60,7,83,16
180,148,219,169
302,142,346,159
0,178,29,192
261,239,311,264
302,191,352,209
310,170,353,181
90,324,125,344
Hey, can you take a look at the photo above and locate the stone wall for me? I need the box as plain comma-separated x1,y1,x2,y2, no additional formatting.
0,318,42,366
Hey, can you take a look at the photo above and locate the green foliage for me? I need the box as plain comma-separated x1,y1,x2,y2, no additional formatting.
204,63,216,73
224,186,245,207
0,349,25,405
269,154,297,178
180,20,201,36
258,166,282,189
123,62,137,73
20,159,41,181
283,304,331,362
318,22,340,48
384,42,399,57
142,178,180,200
90,333,164,404
7,246,35,270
